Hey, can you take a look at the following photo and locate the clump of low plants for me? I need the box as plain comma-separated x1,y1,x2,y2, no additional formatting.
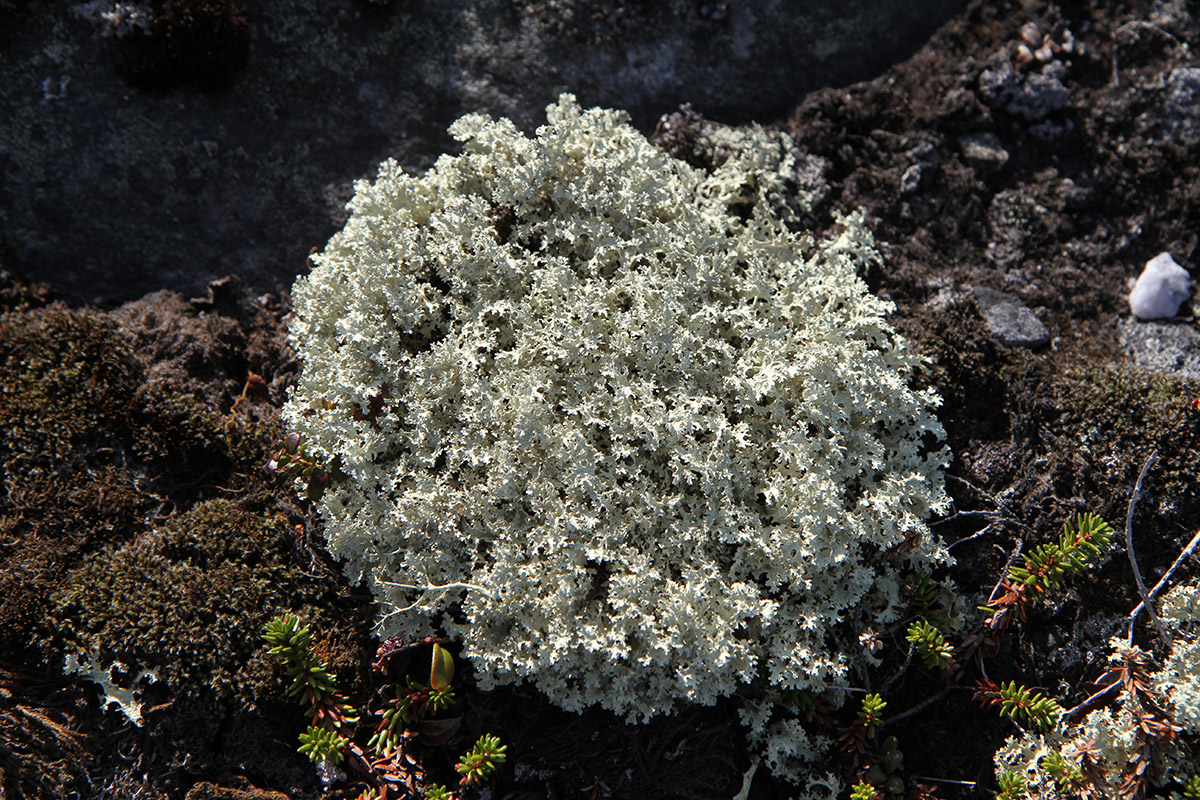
284,93,951,794
264,614,506,798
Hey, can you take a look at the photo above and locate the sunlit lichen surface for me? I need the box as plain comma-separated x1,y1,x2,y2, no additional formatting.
285,95,950,785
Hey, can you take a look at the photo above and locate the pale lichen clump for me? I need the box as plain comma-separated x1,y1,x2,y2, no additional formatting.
994,580,1200,799
285,94,950,786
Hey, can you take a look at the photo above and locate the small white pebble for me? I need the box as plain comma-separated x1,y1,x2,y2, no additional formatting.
1130,252,1192,319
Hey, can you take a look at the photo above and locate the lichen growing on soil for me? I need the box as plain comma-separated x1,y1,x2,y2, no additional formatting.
3,1,1200,798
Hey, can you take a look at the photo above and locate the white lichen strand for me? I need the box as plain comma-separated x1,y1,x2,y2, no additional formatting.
63,652,159,727
1154,581,1200,734
285,95,950,775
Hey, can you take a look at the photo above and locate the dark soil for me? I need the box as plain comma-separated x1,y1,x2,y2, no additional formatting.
2,1,1199,799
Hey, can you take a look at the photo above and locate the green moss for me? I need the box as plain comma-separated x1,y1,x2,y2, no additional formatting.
919,298,1013,438
1056,364,1200,523
0,302,264,503
0,467,154,655
0,306,143,476
0,306,157,657
55,501,297,700
0,302,337,680
0,296,372,792
50,496,371,773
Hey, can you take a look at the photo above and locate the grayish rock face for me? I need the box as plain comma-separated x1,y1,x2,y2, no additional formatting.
972,286,1050,348
0,0,965,303
1160,67,1200,146
1119,318,1200,380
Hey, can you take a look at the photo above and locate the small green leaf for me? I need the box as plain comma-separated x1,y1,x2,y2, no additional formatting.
906,619,955,671
298,724,348,764
430,642,455,690
858,693,887,727
998,681,1062,732
456,733,506,785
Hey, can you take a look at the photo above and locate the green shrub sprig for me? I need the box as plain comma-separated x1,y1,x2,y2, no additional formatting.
976,680,1063,732
1009,513,1114,597
456,733,507,786
262,614,357,753
1039,750,1088,795
983,514,1114,630
299,725,351,765
368,674,457,754
906,572,951,631
850,781,880,800
906,619,955,671
858,694,887,729
995,771,1027,800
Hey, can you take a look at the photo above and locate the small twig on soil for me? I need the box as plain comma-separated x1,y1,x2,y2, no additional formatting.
1124,451,1170,646
986,540,1026,605
1127,525,1200,646
1113,20,1184,50
932,510,1002,526
910,777,978,788
945,473,993,496
946,520,1002,552
944,477,1032,523
880,683,957,729
1062,678,1121,723
880,635,915,696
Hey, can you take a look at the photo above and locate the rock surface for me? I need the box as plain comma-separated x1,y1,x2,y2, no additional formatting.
1119,317,1200,379
0,0,964,304
973,286,1051,348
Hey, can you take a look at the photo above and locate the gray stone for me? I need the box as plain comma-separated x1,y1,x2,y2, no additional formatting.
972,286,1050,348
959,132,1009,170
1129,251,1192,320
1119,318,1200,380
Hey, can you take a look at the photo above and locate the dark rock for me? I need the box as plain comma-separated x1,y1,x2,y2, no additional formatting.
0,0,967,304
978,59,1070,121
1159,66,1200,146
